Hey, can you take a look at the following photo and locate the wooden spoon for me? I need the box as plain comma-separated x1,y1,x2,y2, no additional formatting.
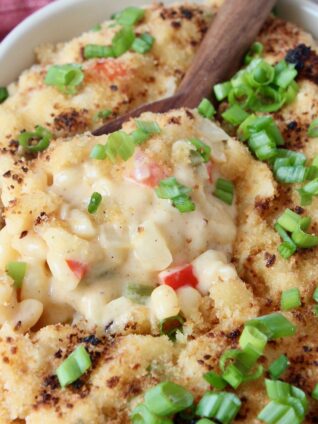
93,0,276,136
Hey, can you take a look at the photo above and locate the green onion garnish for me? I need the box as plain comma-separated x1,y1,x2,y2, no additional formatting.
222,104,249,126
196,419,215,424
188,138,211,163
213,81,231,101
6,261,27,288
144,381,193,416
308,118,318,138
44,64,84,94
56,345,92,387
269,355,289,380
131,129,150,145
203,371,227,390
274,61,297,89
275,223,297,259
196,392,241,423
112,26,135,57
298,178,318,206
123,283,153,304
106,130,135,161
90,144,107,160
239,325,268,355
276,209,304,233
18,125,52,153
258,401,295,423
247,60,275,87
131,404,168,424
246,313,296,339
281,288,301,311
114,6,145,26
244,42,264,65
132,33,155,54
0,87,9,103
155,177,195,213
197,98,216,119
83,44,114,59
291,226,318,248
159,314,185,340
213,178,234,205
248,130,277,161
312,384,318,400
88,192,102,214
135,120,161,134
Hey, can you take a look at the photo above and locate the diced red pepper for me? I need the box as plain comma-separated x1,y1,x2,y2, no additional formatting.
159,264,198,290
86,59,127,82
66,260,88,280
129,151,166,187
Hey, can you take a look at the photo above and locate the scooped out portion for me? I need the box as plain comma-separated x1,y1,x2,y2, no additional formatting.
0,109,258,335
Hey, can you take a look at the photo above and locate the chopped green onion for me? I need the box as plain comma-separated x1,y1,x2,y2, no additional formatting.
83,44,114,59
250,86,285,113
313,305,318,317
258,401,292,423
274,61,297,89
159,315,185,340
269,355,289,380
248,130,277,161
222,363,244,389
213,178,234,205
228,84,254,109
239,325,268,354
18,125,52,153
244,42,264,65
312,384,318,400
0,87,9,103
283,80,299,105
106,130,135,161
155,177,195,213
281,288,301,311
213,81,231,101
132,33,155,54
247,61,275,87
114,6,145,26
90,144,107,160
196,392,241,422
222,104,249,126
123,283,153,304
313,287,318,303
276,209,303,233
112,26,135,57
292,227,318,248
265,379,292,402
308,118,318,138
278,241,297,259
275,166,308,184
196,419,215,424
135,120,161,134
203,371,227,390
131,404,172,424
264,379,308,416
6,261,27,288
94,109,112,121
44,64,84,94
188,138,211,163
198,98,216,119
88,192,102,214
131,129,150,145
145,381,193,416
246,313,296,339
56,345,91,387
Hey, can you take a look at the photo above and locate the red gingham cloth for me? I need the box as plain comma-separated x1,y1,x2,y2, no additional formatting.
0,0,53,40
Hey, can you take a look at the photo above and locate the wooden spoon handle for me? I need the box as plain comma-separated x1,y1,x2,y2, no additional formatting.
177,0,277,107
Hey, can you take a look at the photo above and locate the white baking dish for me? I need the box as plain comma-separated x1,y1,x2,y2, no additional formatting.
0,0,317,86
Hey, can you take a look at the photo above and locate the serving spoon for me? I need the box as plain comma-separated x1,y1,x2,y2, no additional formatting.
94,0,276,136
